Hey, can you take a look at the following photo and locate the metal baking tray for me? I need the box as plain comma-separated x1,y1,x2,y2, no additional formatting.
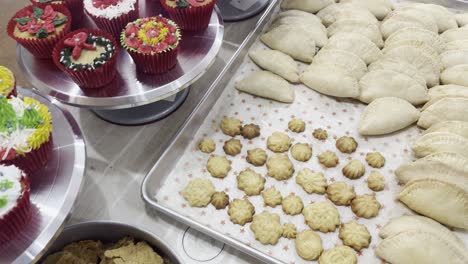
18,0,224,110
0,87,86,264
142,1,282,263
142,0,468,263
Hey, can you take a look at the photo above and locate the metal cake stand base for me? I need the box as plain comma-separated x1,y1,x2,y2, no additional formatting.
92,89,189,125
218,0,270,22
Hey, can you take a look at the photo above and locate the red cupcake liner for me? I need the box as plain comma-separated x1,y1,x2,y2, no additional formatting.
127,46,179,74
2,135,53,175
52,28,119,88
160,0,217,31
86,0,139,38
7,5,72,59
0,176,31,243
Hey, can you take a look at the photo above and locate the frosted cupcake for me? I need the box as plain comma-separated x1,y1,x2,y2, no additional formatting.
0,66,16,98
7,5,71,58
84,0,139,37
0,96,53,174
160,0,217,31
0,164,30,243
121,16,181,74
53,29,118,88
30,0,84,21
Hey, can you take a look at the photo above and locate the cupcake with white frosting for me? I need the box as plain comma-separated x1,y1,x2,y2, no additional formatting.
0,164,31,243
84,0,139,37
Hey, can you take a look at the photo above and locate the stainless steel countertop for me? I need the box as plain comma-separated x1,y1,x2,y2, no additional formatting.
57,12,267,264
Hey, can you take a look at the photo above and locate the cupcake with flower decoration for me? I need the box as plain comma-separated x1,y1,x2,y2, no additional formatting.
30,0,84,21
0,164,31,243
121,16,181,74
7,5,71,59
0,96,53,175
0,66,16,98
160,0,217,31
84,0,139,38
53,29,118,88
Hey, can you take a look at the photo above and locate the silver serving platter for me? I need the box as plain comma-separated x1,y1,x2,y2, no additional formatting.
39,221,182,263
0,87,86,264
17,0,224,110
142,1,281,263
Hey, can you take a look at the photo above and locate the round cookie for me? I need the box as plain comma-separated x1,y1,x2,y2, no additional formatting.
237,168,266,196
290,143,312,162
220,117,242,136
339,221,371,251
282,194,304,215
261,187,282,207
223,138,242,156
318,245,357,264
211,191,229,209
183,178,215,207
365,152,385,168
266,154,294,181
296,169,327,194
326,182,356,206
267,132,291,153
207,155,231,178
367,171,385,191
303,201,340,232
342,160,366,179
351,194,381,218
241,123,260,139
336,136,358,153
288,118,305,133
198,138,215,153
250,211,283,245
282,223,297,239
228,198,255,225
313,128,328,140
295,230,323,261
246,148,267,166
318,151,339,168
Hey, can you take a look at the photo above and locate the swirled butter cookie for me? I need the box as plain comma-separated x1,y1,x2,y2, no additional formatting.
339,221,371,251
266,154,294,180
295,230,323,261
228,198,255,225
250,211,283,245
207,155,232,178
351,194,381,218
296,169,327,194
303,201,340,232
261,187,282,207
282,194,304,215
267,132,292,152
183,178,215,207
291,143,313,161
237,168,266,196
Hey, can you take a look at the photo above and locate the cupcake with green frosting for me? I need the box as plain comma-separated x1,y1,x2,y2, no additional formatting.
0,66,16,98
0,95,53,174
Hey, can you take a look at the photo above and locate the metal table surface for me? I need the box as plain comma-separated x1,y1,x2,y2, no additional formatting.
37,9,270,264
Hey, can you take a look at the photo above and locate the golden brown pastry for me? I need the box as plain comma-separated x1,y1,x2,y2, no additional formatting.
313,128,328,140
207,155,232,178
290,143,313,161
267,132,292,152
246,148,267,166
282,223,297,239
198,138,216,153
318,245,357,264
266,154,295,180
60,240,103,264
250,211,283,245
237,168,266,196
228,198,255,225
211,191,229,209
318,151,339,168
365,152,385,168
220,117,242,136
351,194,381,218
338,221,371,251
303,201,340,232
295,230,323,261
342,160,366,179
282,194,304,215
336,136,358,153
183,178,216,207
296,168,327,194
103,241,164,264
223,139,242,156
367,171,385,191
261,187,282,207
241,123,261,139
326,182,356,206
288,118,306,133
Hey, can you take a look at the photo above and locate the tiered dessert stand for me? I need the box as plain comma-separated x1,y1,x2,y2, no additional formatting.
17,1,224,125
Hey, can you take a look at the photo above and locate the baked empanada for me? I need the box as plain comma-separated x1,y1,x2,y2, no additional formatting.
412,132,468,158
317,3,378,27
276,10,323,23
300,64,360,98
418,97,468,128
327,19,384,48
323,32,383,65
268,23,328,48
441,26,468,42
383,42,441,70
423,121,468,139
359,70,429,105
398,178,468,229
281,0,335,14
406,3,457,33
376,230,468,264
368,58,426,87
359,97,420,136
441,50,468,70
260,25,316,62
340,0,393,19
249,50,299,83
456,13,468,27
444,40,468,52
236,71,295,103
385,27,445,53
440,64,468,87
380,12,432,40
312,49,367,79
428,85,468,101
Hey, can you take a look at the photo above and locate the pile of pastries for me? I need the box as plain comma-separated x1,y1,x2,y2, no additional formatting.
181,0,468,263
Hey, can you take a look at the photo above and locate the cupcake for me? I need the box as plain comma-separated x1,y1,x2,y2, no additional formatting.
0,66,16,98
7,5,71,59
0,164,31,243
160,0,217,31
0,96,53,175
121,16,181,74
84,0,139,38
52,29,118,88
30,0,84,21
